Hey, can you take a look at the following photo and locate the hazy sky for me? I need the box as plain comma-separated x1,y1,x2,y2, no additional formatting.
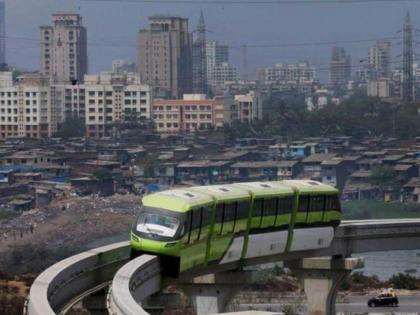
3,0,420,81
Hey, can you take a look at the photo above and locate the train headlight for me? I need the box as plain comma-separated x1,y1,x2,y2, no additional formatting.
164,242,177,248
132,235,139,242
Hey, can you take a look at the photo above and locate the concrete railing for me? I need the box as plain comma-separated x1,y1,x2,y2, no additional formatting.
107,255,163,315
25,241,130,315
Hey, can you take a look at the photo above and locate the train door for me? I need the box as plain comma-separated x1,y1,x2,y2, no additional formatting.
180,206,212,272
307,194,325,223
207,202,236,263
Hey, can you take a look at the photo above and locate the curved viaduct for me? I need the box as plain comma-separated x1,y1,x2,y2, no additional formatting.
24,219,420,315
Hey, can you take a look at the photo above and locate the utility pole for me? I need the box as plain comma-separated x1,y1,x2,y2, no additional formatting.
402,11,414,103
242,44,248,81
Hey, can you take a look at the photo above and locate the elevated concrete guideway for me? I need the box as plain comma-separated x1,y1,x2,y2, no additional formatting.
24,219,420,315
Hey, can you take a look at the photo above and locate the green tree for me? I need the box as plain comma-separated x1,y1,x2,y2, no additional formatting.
389,273,417,290
54,116,86,138
370,165,398,192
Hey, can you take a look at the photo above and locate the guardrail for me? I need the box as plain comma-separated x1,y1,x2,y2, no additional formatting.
25,241,130,315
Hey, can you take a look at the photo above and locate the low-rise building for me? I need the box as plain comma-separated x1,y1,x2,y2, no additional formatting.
153,94,227,133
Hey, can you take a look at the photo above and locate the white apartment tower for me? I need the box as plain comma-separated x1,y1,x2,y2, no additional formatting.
41,13,88,83
206,41,229,82
0,2,5,66
368,40,391,79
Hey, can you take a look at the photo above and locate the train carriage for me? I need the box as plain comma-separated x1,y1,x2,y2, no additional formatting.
130,180,341,277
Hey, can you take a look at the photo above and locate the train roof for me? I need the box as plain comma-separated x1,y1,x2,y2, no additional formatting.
191,184,250,202
142,189,213,212
232,181,294,198
281,180,337,194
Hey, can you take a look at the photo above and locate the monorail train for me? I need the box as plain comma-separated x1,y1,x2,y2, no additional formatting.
130,180,341,276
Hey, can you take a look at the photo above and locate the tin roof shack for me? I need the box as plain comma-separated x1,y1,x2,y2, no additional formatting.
209,150,262,162
343,170,380,200
321,159,346,194
277,160,302,180
9,197,34,211
287,142,312,158
403,177,420,203
0,170,14,186
175,160,232,184
230,161,290,181
394,164,418,185
301,153,337,181
268,144,289,160
70,176,115,196
35,188,53,207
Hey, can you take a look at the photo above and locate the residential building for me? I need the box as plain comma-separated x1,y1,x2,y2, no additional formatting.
137,15,192,98
257,61,316,85
152,94,226,133
330,47,351,88
84,73,152,138
206,41,229,84
0,2,5,66
367,79,392,98
209,62,237,87
0,72,58,139
40,13,88,83
192,11,207,94
368,39,391,79
232,91,262,122
112,60,136,74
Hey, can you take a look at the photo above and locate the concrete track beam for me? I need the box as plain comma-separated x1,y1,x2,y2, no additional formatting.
286,256,364,315
179,272,255,315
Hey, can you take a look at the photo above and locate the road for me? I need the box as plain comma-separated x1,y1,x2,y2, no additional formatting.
338,295,420,313
237,295,420,314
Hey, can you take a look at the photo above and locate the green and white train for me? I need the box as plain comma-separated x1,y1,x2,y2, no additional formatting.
130,180,341,276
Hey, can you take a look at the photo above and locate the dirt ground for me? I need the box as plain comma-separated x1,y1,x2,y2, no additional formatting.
0,193,140,254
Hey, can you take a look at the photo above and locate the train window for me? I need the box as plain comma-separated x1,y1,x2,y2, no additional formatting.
191,208,202,230
237,201,250,220
253,199,264,218
202,206,212,227
326,195,340,211
182,211,192,244
298,195,309,213
278,197,294,215
264,198,277,216
191,208,202,242
224,203,237,222
223,202,237,233
216,203,225,234
310,195,325,212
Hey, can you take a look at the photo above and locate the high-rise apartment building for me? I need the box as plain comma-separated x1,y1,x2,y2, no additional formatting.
192,11,207,94
206,41,229,83
209,62,237,87
40,13,88,83
257,61,316,84
368,40,391,79
112,60,136,74
137,15,192,98
330,47,351,88
0,2,5,67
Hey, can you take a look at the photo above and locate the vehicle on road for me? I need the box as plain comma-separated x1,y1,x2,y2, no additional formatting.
130,180,341,277
368,293,399,307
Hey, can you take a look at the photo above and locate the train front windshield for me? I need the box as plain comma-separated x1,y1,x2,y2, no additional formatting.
135,206,183,240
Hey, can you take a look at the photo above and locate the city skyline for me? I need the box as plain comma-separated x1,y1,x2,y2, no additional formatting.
2,0,420,82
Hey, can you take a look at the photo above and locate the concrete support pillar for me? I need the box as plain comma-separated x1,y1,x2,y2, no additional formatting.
179,271,254,315
285,256,364,315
